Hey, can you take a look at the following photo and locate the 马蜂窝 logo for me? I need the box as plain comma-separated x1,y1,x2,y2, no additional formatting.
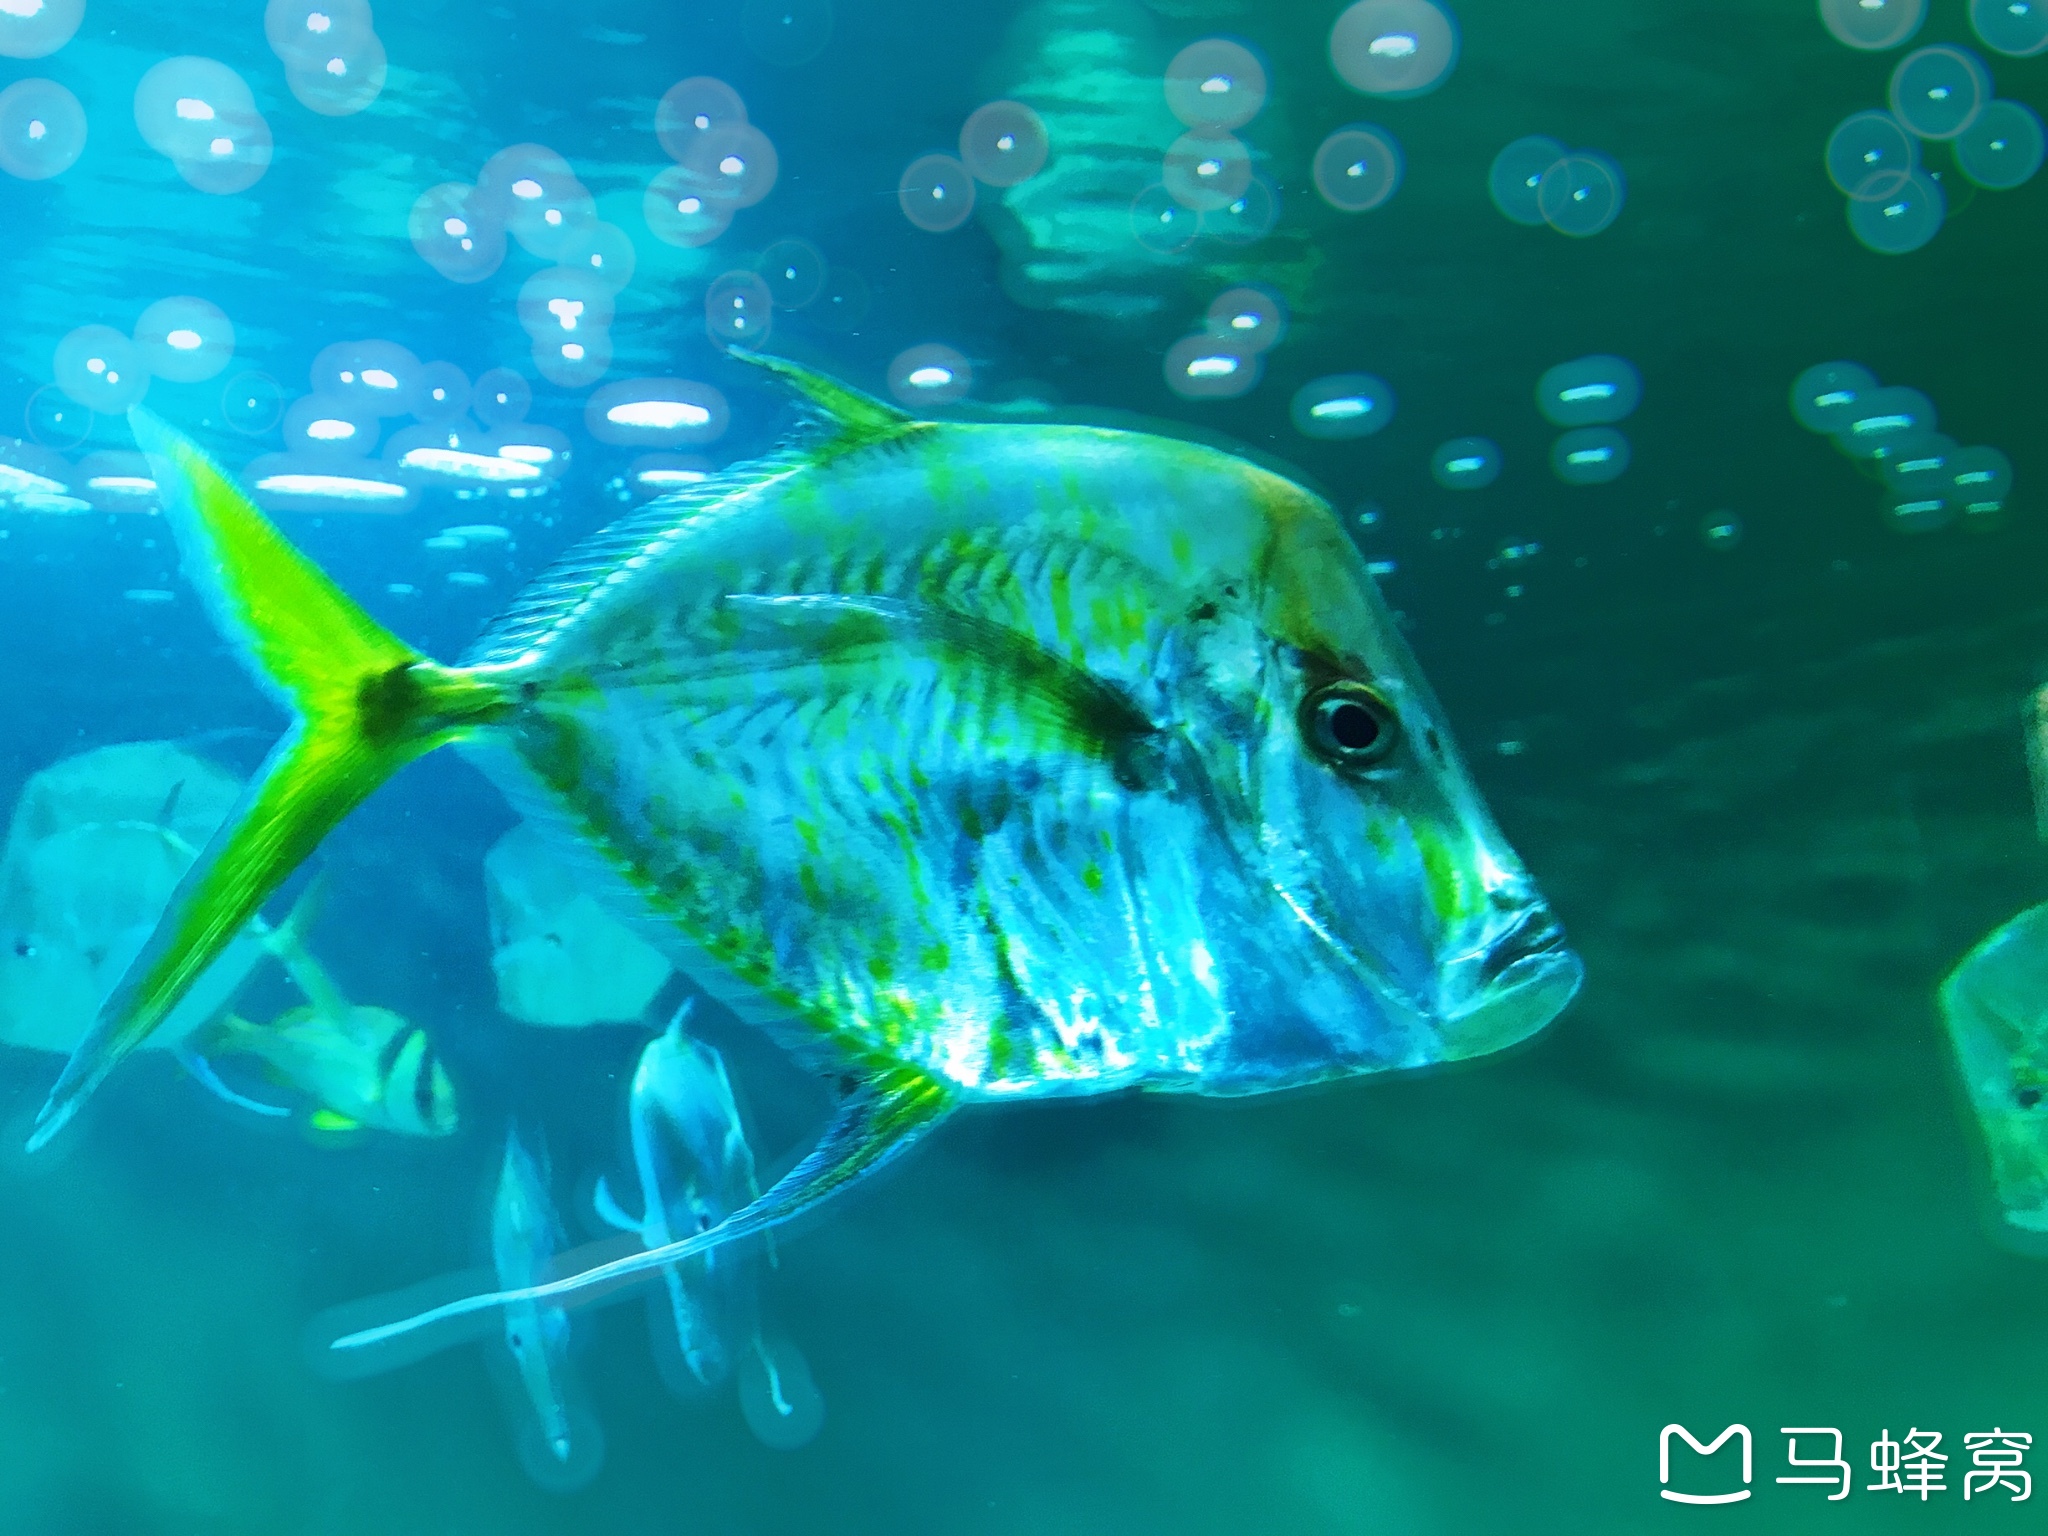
1660,1423,1752,1504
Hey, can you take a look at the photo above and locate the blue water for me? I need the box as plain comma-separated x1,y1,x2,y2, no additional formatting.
4,0,2048,1530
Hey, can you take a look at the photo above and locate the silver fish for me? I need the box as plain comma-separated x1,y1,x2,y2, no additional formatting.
492,1129,575,1462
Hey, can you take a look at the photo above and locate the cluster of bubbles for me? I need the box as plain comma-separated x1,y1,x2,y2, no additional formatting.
1536,354,1640,484
584,376,730,501
898,99,1049,234
411,144,638,386
243,346,573,519
0,74,86,181
47,298,237,421
1791,360,2014,533
1824,40,2042,255
1163,287,1287,400
1131,39,1280,254
1487,135,1626,236
644,77,778,250
1821,0,2048,58
0,0,82,59
264,0,387,117
131,56,274,195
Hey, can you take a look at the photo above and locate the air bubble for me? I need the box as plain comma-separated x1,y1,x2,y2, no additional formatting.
54,324,148,412
1550,427,1631,485
0,0,83,58
1130,184,1201,253
1790,362,1878,434
556,221,637,294
960,100,1049,186
413,363,471,423
705,270,774,346
480,144,597,260
888,344,972,406
285,28,386,116
0,78,85,180
1825,110,1919,200
1163,130,1251,212
133,57,272,194
645,165,735,248
1292,374,1395,439
134,296,235,383
759,239,826,308
681,124,779,209
221,371,285,435
1885,494,1953,532
1204,177,1280,244
1164,336,1259,400
517,268,617,348
1846,167,1943,253
899,153,975,231
1430,437,1500,489
1888,45,1990,140
1837,384,1936,457
410,183,508,283
312,340,422,415
656,78,749,162
473,369,532,427
1313,125,1403,212
1537,152,1625,236
1971,0,2048,54
24,386,87,450
586,379,730,446
1330,0,1460,98
1488,135,1565,226
284,394,377,457
1697,511,1743,549
1948,445,2014,512
530,330,611,389
1165,38,1267,131
1819,0,1926,50
264,0,373,67
742,0,833,67
1205,288,1286,354
1536,354,1641,426
1956,100,2044,189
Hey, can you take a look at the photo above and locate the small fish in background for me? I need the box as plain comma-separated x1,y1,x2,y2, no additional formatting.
196,1001,457,1139
1942,903,2048,1233
0,741,311,1056
593,1002,825,1447
490,1128,604,1492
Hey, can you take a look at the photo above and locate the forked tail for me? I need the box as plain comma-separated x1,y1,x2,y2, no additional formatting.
27,411,517,1151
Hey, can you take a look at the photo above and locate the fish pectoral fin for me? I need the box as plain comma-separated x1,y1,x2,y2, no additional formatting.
719,593,1160,770
325,1065,955,1356
174,1047,294,1118
591,1175,644,1235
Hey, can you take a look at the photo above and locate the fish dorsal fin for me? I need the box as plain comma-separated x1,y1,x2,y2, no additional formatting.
727,349,923,462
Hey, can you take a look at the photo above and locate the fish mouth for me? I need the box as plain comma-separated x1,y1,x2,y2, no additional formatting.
1439,906,1583,1061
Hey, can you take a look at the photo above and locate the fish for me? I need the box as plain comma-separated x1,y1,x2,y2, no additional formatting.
199,999,458,1138
492,1129,577,1463
1942,902,2048,1232
0,742,308,1057
593,1001,760,1389
485,820,673,1027
33,351,1583,1346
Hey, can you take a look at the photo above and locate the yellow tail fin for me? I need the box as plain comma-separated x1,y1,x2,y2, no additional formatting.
28,411,514,1150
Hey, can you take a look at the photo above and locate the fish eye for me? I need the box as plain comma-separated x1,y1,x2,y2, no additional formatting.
1301,681,1400,769
2018,1087,2042,1110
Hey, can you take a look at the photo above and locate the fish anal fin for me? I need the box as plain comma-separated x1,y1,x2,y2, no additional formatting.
725,349,922,460
327,1065,954,1354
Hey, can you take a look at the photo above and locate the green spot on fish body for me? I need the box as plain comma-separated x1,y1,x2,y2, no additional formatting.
1082,862,1105,893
